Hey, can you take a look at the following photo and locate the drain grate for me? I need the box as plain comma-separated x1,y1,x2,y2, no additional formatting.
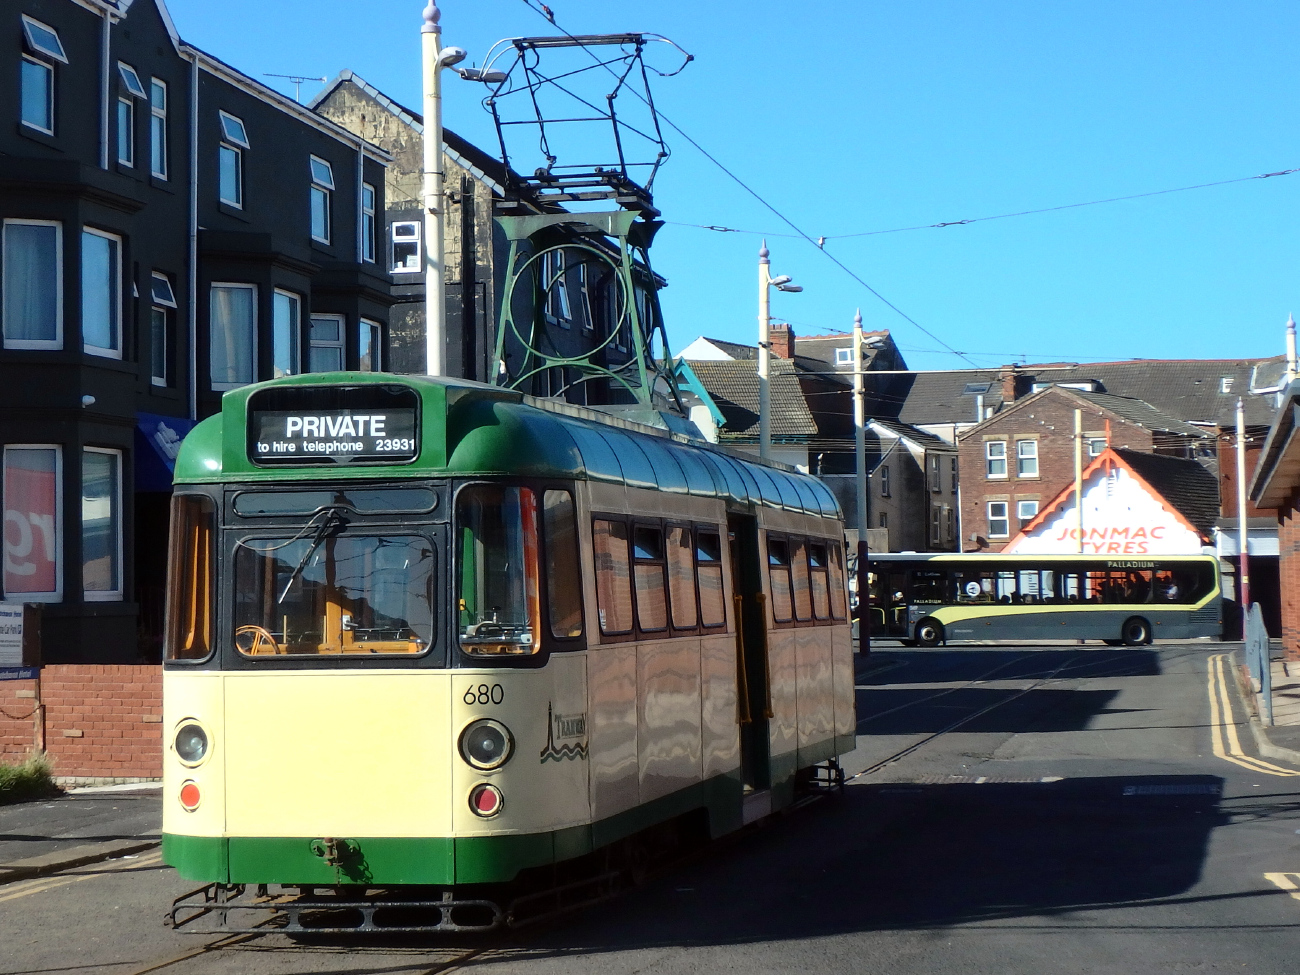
1122,783,1221,797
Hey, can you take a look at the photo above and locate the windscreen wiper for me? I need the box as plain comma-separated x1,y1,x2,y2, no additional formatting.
278,507,345,604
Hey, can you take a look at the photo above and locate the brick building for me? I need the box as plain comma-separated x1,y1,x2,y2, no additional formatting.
1249,379,1300,660
958,384,1211,551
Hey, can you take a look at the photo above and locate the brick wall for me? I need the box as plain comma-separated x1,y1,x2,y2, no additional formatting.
1280,493,1300,661
1219,433,1274,519
0,665,161,784
958,387,1155,551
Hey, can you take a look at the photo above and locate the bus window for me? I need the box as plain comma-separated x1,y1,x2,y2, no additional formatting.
593,519,633,635
696,529,727,627
954,569,997,603
809,542,830,619
633,525,668,632
791,540,813,622
827,543,847,620
165,494,215,660
768,537,793,622
667,526,698,629
543,490,583,638
911,569,947,604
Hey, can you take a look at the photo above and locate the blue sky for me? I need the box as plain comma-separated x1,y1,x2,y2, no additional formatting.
166,0,1300,370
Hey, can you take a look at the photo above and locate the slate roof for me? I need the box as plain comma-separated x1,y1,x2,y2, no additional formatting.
869,418,955,451
895,358,1288,429
1065,389,1208,438
1113,448,1221,535
686,359,817,440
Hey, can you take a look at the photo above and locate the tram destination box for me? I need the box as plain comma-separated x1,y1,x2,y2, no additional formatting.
247,385,420,466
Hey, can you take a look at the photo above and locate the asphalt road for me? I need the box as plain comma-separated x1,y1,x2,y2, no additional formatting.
2,642,1298,975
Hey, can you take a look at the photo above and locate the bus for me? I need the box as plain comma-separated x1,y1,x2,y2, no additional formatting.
864,553,1222,646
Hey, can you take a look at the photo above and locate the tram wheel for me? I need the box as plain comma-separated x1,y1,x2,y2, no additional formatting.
915,619,944,648
1121,616,1152,647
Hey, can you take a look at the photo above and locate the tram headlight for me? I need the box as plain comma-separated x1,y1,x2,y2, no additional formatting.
174,721,209,766
458,719,514,771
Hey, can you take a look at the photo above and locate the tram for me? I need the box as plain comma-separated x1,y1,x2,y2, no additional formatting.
162,373,856,930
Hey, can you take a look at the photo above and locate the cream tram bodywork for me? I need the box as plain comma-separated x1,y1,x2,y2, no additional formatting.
162,375,855,889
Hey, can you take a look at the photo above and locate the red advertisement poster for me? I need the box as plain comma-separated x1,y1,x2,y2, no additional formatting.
5,453,58,596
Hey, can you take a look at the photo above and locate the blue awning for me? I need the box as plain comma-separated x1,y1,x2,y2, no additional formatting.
135,412,196,492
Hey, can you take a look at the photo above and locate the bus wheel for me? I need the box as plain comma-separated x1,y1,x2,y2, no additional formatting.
915,619,944,648
1121,617,1152,647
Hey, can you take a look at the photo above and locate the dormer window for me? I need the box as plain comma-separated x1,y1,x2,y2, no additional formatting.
835,347,852,365
1220,376,1233,393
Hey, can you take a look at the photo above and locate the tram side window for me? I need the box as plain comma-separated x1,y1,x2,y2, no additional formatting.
633,525,668,632
456,485,539,656
666,526,698,630
809,542,831,620
593,519,633,635
543,490,583,639
696,529,727,628
791,539,813,622
164,494,215,660
827,543,847,620
767,536,794,623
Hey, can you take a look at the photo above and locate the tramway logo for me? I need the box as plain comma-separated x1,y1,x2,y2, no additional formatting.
540,703,588,763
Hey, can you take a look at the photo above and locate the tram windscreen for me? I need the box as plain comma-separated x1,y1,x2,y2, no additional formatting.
456,485,541,656
232,532,434,656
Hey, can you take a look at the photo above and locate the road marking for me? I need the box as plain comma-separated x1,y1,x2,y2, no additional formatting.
1207,654,1300,777
1265,873,1300,902
0,849,164,903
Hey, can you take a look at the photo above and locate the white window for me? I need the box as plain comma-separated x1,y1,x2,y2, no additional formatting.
308,314,344,372
117,62,146,98
576,259,594,330
985,440,1007,479
987,501,1009,538
835,347,853,365
951,456,958,493
3,219,62,349
4,445,62,602
880,464,891,497
391,221,421,273
82,448,122,601
359,318,382,372
150,273,176,387
929,454,942,492
361,183,376,263
1221,376,1233,393
309,156,334,243
1088,437,1106,457
1017,500,1039,530
542,249,572,324
218,112,248,208
1016,439,1038,477
945,506,955,542
150,79,167,179
81,228,121,358
22,16,66,62
21,56,54,134
210,283,256,389
116,97,134,166
930,506,942,545
272,289,301,378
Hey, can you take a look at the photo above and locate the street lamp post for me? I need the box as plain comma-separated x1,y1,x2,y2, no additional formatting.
757,241,802,461
853,310,871,655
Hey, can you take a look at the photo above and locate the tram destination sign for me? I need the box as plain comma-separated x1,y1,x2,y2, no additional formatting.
249,408,419,465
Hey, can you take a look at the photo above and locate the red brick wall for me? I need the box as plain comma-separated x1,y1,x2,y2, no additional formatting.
958,388,1155,551
1219,434,1274,520
1280,493,1300,661
0,665,162,783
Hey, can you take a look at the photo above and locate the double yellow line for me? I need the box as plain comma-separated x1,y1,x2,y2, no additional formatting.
1207,654,1300,777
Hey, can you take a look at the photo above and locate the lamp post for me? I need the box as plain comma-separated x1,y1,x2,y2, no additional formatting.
757,241,802,460
853,309,870,654
420,1,465,377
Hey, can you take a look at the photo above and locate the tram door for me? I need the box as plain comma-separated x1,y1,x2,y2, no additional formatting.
729,513,771,791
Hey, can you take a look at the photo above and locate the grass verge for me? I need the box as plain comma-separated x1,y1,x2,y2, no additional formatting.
0,754,59,805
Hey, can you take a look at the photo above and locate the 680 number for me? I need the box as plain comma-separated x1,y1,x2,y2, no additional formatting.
464,683,504,706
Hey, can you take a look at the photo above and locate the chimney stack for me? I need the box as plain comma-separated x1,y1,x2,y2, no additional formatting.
769,323,795,359
1000,363,1019,404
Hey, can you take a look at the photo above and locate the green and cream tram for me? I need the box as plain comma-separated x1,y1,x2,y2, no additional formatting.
866,553,1222,647
162,374,856,929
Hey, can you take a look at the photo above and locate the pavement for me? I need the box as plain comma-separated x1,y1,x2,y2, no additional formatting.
0,783,161,884
1222,643,1300,764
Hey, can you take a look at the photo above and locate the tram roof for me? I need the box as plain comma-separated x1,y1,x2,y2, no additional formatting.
174,373,843,520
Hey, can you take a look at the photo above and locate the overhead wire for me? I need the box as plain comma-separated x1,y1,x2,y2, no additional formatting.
514,0,979,366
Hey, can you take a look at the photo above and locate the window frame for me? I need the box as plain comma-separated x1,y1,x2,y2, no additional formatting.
271,289,302,378
694,526,728,629
308,313,345,373
985,440,1008,479
665,523,699,632
81,227,122,359
21,16,67,63
150,272,177,387
358,318,382,372
987,501,1010,539
1017,500,1039,530
835,347,853,365
542,249,573,326
766,533,795,627
1016,439,1039,478
20,55,55,135
309,155,334,244
117,61,146,98
2,218,63,350
209,282,257,390
361,182,376,263
150,79,168,180
116,97,134,166
542,488,584,642
2,444,63,603
880,464,890,497
218,112,248,209
81,446,123,602
592,516,634,639
391,221,421,274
